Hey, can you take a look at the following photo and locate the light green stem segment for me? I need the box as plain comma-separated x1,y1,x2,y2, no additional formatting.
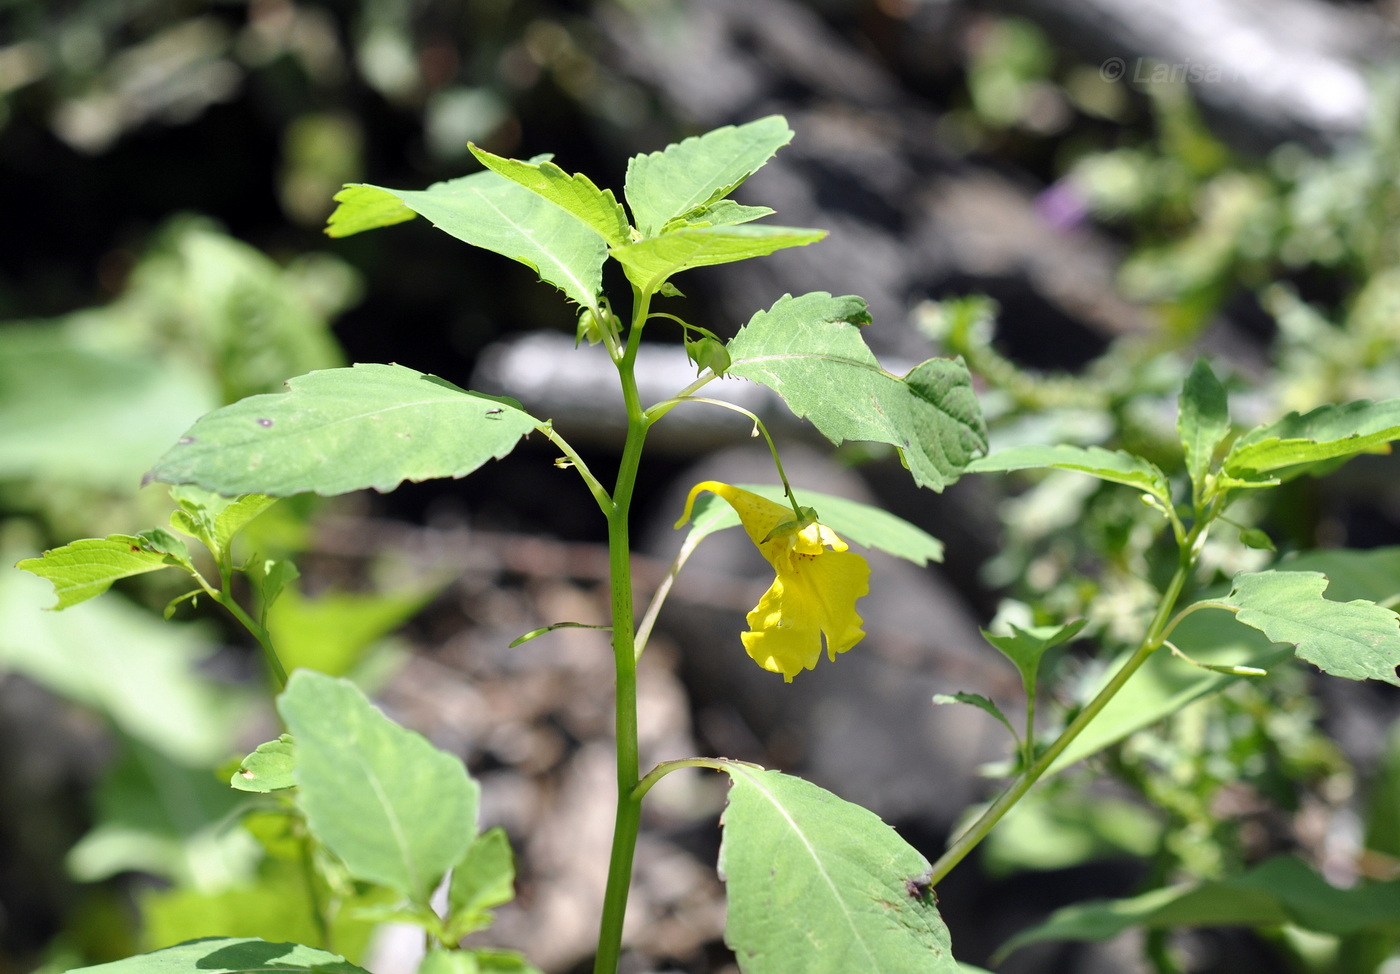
928,528,1200,886
593,290,653,974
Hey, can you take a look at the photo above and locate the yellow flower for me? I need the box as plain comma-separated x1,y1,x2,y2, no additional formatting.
677,481,870,681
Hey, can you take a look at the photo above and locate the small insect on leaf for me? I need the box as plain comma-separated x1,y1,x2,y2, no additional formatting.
485,408,504,419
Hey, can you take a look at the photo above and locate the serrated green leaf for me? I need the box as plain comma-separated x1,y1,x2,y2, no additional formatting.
1221,570,1400,685
325,184,418,236
982,620,1086,697
67,937,371,974
144,364,540,497
327,170,605,310
1178,358,1229,488
683,484,943,566
933,692,1018,745
611,225,825,293
996,857,1400,960
966,444,1172,505
625,116,793,236
467,144,631,247
663,199,775,231
231,735,296,793
718,766,957,974
726,292,987,491
447,827,516,939
16,536,183,609
277,671,479,905
1224,398,1400,477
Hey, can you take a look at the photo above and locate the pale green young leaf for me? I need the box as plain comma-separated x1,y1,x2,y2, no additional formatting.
726,292,987,491
230,734,296,793
468,143,631,247
719,766,957,974
214,494,279,554
327,169,605,311
933,692,1019,746
1224,398,1400,477
447,827,516,939
1178,358,1229,487
17,537,183,610
249,558,299,614
683,484,943,566
611,225,825,293
1222,570,1400,685
136,528,192,567
67,937,371,974
625,116,793,236
277,670,480,905
982,620,1086,698
996,857,1400,960
144,364,540,497
966,444,1172,506
324,184,417,236
662,199,775,231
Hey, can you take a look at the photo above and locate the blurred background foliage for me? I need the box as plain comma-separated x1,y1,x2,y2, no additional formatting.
3,0,1400,972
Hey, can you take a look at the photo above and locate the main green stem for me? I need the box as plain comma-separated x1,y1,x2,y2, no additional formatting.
928,530,1199,886
593,295,652,974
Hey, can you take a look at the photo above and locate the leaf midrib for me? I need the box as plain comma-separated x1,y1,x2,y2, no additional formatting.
739,769,879,969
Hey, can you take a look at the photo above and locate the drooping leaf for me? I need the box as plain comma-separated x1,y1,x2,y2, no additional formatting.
144,364,540,497
933,692,1018,745
327,168,605,310
610,225,825,293
982,620,1087,698
996,857,1400,960
1224,398,1400,477
726,292,987,491
231,735,296,793
66,937,370,974
719,765,957,974
682,484,943,566
1178,358,1230,488
966,444,1172,506
447,827,517,939
1220,570,1400,685
17,536,184,610
277,670,480,905
625,116,793,236
468,143,631,247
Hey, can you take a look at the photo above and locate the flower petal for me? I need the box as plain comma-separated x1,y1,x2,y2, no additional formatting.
740,549,870,681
